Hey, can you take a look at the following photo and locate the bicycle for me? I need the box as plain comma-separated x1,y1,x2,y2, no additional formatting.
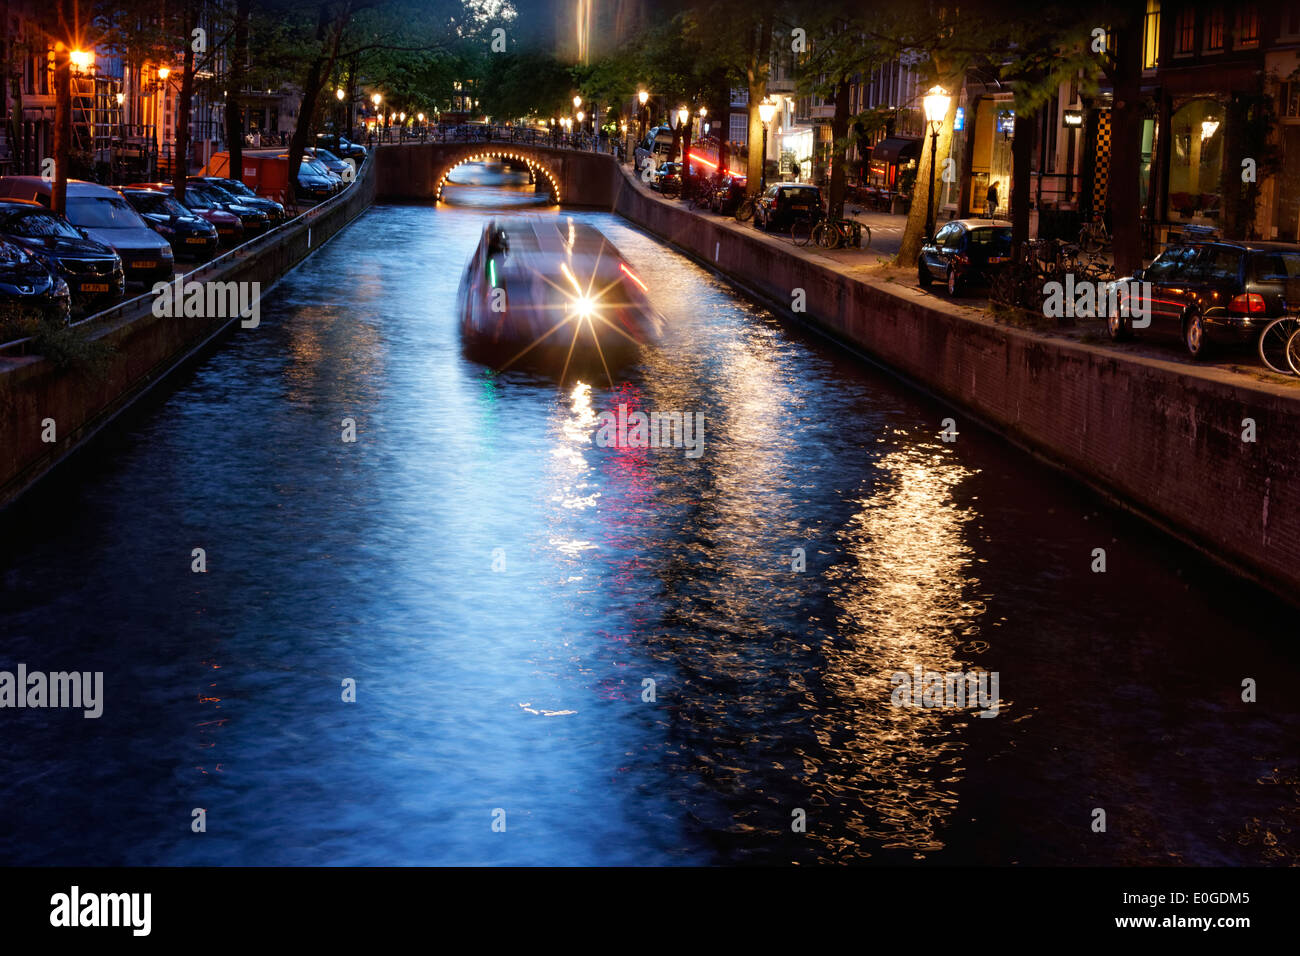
1079,217,1110,254
812,217,863,249
734,196,756,222
791,217,816,246
1258,315,1300,375
1288,326,1300,376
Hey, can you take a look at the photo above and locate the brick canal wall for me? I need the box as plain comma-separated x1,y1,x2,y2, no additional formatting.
604,164,1300,601
0,160,377,510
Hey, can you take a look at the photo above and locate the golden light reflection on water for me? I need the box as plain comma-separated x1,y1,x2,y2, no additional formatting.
817,443,991,858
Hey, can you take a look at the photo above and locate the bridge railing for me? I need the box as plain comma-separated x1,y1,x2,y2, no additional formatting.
365,123,624,159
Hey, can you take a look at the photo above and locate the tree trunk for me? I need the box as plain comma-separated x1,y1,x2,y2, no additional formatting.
225,0,250,183
745,12,773,194
897,78,961,267
173,1,196,201
1107,5,1144,273
1011,113,1034,254
51,42,71,215
287,1,348,190
828,74,850,220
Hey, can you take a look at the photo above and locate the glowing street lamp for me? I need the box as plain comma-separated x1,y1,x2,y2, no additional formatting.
573,95,582,109
922,85,951,239
638,90,648,106
70,49,94,74
336,87,345,101
757,98,777,191
417,113,425,123
157,66,170,81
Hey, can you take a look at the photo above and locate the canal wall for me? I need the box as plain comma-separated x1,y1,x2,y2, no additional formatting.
603,164,1300,601
0,160,377,510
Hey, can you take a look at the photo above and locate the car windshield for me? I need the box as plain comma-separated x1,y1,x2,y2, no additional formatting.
221,180,256,197
302,159,332,176
313,148,342,163
782,188,819,201
1251,251,1300,282
967,226,1012,254
200,183,240,203
66,196,147,230
0,209,82,239
130,194,189,218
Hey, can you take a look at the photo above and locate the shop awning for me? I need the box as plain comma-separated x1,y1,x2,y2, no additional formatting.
870,136,922,165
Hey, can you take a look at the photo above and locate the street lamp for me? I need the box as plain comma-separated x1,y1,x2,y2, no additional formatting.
757,98,777,192
157,66,170,82
70,49,94,74
922,85,950,239
336,87,345,101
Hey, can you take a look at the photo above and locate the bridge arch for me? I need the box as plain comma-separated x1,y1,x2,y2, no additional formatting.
434,148,561,204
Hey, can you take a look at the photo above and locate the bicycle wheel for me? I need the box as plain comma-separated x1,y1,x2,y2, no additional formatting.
1288,327,1300,376
735,198,755,222
1259,317,1300,374
815,221,839,249
860,226,871,250
791,219,814,246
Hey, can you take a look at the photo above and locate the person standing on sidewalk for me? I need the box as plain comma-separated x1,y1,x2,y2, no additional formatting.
985,181,999,218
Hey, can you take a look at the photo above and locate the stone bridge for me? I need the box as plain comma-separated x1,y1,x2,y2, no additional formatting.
372,140,626,207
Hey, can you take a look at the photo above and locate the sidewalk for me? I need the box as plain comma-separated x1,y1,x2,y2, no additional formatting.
622,161,1298,390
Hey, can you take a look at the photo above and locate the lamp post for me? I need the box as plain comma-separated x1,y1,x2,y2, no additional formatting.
922,85,950,240
370,92,381,144
757,98,777,192
637,89,649,147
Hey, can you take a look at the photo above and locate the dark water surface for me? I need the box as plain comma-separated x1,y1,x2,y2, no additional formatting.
0,166,1295,865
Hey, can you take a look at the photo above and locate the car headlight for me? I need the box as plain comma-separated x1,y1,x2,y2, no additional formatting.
161,247,173,259
54,278,70,298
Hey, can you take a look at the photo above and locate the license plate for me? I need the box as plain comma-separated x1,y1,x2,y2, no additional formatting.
988,256,1010,263
185,237,209,244
80,282,109,293
130,261,157,270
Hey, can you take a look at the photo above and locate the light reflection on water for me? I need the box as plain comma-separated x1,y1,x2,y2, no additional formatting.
0,167,1295,866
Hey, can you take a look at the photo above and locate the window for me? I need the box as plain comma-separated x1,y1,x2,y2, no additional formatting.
1145,245,1197,280
728,113,747,145
1143,1,1161,69
1184,245,1242,282
1234,5,1259,48
1203,8,1224,51
1251,252,1300,282
1283,82,1300,119
1175,7,1196,54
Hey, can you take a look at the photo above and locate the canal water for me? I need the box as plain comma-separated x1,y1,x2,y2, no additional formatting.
0,164,1295,866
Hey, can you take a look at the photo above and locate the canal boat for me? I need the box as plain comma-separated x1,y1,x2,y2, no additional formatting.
458,216,663,377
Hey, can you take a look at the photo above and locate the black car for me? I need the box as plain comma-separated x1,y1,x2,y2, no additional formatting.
918,219,1014,296
1107,241,1300,359
754,183,824,233
119,189,220,262
185,182,272,237
709,174,749,215
651,162,682,193
0,200,124,314
190,177,286,224
0,236,71,328
316,134,367,161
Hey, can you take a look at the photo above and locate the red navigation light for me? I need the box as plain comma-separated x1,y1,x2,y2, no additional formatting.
619,262,649,292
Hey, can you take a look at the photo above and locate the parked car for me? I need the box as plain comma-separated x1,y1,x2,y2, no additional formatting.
190,177,286,224
118,189,220,262
753,183,824,233
0,200,124,314
304,146,353,178
289,157,340,201
917,219,1014,296
130,181,270,239
315,133,366,161
0,235,71,327
0,177,173,285
651,162,682,193
710,173,749,215
123,183,245,246
1106,240,1300,359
